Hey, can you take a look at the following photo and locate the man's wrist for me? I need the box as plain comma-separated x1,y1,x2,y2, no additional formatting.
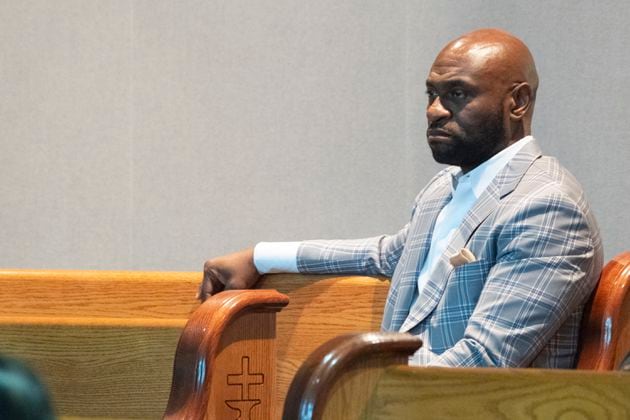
253,242,301,274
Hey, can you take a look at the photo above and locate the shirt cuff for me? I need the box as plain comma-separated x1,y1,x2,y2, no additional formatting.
253,241,301,274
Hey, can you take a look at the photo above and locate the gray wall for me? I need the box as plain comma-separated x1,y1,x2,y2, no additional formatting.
1,1,628,271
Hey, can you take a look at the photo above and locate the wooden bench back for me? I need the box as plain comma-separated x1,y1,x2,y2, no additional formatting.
0,269,201,320
164,274,389,419
283,332,630,420
259,274,389,411
0,268,387,419
364,365,630,419
6,248,624,419
0,269,200,419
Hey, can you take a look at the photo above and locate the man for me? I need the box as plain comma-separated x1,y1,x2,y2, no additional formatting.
199,29,603,368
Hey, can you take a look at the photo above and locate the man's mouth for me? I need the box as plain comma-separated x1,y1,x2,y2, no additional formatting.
427,129,452,140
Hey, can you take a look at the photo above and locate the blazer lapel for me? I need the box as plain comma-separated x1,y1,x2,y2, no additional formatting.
382,169,454,332
400,139,543,332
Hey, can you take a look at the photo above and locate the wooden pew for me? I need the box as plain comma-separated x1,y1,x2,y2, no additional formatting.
165,251,630,419
0,269,389,419
283,333,630,420
0,269,201,419
281,251,630,419
367,366,630,419
263,274,389,411
4,251,624,418
165,274,389,419
577,251,630,370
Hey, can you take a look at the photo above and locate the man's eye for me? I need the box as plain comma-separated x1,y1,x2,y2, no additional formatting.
425,90,437,99
449,89,466,99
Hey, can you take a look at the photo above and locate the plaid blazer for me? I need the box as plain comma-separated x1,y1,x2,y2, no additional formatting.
297,139,603,368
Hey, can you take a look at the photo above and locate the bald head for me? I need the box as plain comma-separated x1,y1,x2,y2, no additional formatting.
442,28,539,99
425,29,539,172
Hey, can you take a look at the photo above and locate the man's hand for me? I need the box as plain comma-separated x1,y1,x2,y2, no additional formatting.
198,248,261,302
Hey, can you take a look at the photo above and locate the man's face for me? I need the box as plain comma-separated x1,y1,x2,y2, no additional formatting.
425,45,510,173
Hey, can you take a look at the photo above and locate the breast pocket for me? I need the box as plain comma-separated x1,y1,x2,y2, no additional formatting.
448,258,493,304
429,259,494,350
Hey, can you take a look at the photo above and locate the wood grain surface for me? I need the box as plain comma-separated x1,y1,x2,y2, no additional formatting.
0,269,201,319
5,250,629,419
1,323,182,419
282,332,422,420
366,366,630,419
257,274,390,417
577,251,630,370
164,289,288,420
0,269,387,419
211,312,278,419
0,269,201,419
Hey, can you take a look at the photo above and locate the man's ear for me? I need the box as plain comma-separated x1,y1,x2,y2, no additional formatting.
509,82,533,121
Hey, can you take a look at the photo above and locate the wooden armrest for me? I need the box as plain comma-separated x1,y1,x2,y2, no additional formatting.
282,332,422,420
578,251,630,370
284,332,630,420
164,289,289,419
165,273,390,419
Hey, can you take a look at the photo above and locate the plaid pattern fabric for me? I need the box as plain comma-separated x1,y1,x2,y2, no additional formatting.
297,139,603,368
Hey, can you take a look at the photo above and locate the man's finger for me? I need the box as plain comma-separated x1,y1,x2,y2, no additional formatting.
208,267,226,294
199,265,226,301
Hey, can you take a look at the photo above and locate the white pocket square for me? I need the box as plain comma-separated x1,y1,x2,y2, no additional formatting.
449,248,477,267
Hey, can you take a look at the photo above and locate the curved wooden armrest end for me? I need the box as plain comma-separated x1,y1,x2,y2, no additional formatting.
578,251,630,371
164,289,289,419
283,332,422,420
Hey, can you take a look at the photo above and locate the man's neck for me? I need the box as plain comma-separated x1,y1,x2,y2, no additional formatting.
460,135,530,174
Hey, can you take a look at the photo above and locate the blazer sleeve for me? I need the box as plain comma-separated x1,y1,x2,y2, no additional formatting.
426,189,603,367
295,228,408,277
296,203,423,277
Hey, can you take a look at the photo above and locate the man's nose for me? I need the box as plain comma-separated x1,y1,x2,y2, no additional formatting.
426,97,450,124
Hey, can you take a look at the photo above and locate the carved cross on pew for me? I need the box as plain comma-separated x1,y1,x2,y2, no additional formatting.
225,356,265,419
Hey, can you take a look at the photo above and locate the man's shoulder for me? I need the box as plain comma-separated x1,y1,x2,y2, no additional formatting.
520,154,587,201
502,154,600,239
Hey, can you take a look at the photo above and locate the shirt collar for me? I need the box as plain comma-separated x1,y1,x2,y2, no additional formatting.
449,136,534,197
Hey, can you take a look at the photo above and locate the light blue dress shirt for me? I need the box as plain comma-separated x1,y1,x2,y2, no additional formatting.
410,136,533,301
